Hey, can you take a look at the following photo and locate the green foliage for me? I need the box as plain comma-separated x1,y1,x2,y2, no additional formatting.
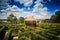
4,29,12,40
38,23,60,36
0,26,5,33
50,10,60,23
7,13,17,23
0,23,60,40
19,17,24,23
0,26,7,40
18,30,48,40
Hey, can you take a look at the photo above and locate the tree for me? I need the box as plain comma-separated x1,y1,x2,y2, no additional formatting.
50,10,60,23
13,16,17,23
7,13,17,23
19,17,24,23
55,11,60,22
50,15,56,23
42,19,50,23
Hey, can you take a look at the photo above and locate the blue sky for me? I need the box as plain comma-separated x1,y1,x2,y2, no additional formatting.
0,0,60,19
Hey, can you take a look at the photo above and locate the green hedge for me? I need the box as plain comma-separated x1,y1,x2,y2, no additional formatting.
4,29,12,40
0,26,5,33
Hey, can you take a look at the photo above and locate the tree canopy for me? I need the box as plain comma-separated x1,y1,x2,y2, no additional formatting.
19,17,25,23
50,10,60,23
7,13,17,23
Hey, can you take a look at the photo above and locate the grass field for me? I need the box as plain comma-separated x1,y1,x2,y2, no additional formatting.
0,23,60,40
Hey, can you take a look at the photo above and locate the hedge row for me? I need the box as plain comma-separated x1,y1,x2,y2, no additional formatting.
3,29,12,40
0,26,5,33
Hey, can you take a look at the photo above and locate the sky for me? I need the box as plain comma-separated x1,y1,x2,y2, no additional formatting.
0,0,60,19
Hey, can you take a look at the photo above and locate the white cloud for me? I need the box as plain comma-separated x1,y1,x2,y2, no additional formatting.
33,3,43,13
0,4,51,19
34,15,51,19
0,5,33,19
35,0,43,4
0,5,23,19
33,0,49,17
0,0,51,20
14,0,33,7
0,13,7,19
39,7,48,15
0,0,10,9
55,10,59,12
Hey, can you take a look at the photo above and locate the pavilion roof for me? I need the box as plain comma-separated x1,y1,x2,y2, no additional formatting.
25,16,36,21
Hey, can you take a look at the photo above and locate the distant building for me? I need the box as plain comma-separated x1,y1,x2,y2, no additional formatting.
25,16,36,27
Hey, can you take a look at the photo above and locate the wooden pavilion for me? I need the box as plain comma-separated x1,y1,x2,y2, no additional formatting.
25,16,36,27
